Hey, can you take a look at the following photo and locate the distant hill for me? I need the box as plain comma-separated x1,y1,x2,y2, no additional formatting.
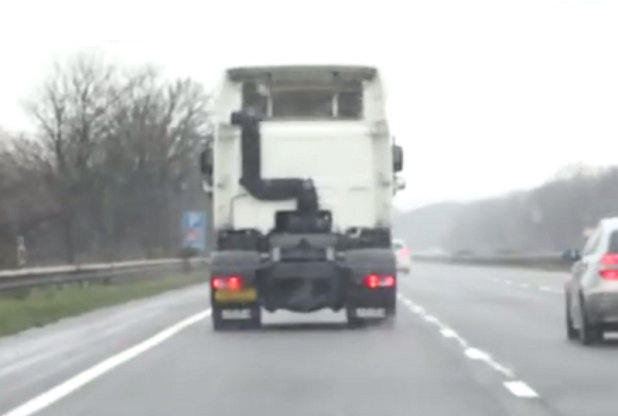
393,165,618,254
393,202,462,251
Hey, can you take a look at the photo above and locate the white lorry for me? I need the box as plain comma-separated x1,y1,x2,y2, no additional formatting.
200,65,404,329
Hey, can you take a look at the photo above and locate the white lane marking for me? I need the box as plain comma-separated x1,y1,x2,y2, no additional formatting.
440,328,457,338
519,283,530,289
2,309,211,416
504,381,539,398
464,348,513,378
538,285,562,294
465,347,490,360
398,294,537,399
504,280,514,286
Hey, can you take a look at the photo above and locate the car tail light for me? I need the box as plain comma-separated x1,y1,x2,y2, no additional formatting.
400,247,409,258
600,253,618,280
211,276,244,290
364,274,396,289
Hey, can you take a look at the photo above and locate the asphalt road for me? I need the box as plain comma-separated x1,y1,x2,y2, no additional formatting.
1,263,616,416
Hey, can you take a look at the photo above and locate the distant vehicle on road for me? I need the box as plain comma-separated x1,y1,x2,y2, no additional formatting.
393,239,411,273
564,217,618,345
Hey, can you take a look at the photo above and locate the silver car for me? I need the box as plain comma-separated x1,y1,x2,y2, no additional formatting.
565,218,618,345
393,239,411,273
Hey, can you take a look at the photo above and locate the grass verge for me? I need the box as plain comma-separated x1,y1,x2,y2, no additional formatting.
0,273,206,337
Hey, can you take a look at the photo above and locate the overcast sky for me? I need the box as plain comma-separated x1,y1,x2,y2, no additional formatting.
1,0,618,209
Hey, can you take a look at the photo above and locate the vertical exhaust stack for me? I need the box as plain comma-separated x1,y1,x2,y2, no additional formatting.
231,110,320,216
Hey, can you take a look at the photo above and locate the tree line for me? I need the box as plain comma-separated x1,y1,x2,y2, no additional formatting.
395,164,618,254
0,54,210,268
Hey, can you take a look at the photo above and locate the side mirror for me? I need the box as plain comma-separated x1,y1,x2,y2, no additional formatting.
199,145,214,194
561,249,581,263
393,145,403,173
200,147,213,176
395,176,406,192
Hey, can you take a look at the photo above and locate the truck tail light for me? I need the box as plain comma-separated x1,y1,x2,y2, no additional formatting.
211,276,244,290
227,276,243,290
212,277,225,290
364,274,396,289
600,253,618,280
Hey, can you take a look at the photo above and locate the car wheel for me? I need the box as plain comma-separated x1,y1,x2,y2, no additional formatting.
565,298,578,340
579,301,602,345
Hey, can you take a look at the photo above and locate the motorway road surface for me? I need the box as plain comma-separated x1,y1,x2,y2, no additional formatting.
1,263,617,416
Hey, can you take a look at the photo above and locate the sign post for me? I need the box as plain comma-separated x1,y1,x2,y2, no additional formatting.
182,211,207,252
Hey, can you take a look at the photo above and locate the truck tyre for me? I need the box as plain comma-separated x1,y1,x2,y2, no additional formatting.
346,307,365,328
246,304,262,329
211,305,230,331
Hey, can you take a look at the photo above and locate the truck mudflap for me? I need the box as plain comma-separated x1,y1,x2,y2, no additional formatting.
209,251,262,330
342,248,397,326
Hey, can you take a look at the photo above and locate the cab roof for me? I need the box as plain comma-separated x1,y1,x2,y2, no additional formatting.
226,65,378,82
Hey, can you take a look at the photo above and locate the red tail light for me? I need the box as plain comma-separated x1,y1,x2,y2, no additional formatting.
601,253,618,265
211,276,244,290
212,277,225,290
600,270,618,280
227,276,242,290
400,247,409,258
383,275,396,287
364,274,396,289
366,274,380,289
600,253,618,280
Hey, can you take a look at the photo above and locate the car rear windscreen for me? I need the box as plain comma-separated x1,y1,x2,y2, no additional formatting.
609,231,618,252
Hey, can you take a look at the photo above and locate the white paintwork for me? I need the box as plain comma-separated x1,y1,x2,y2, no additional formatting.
210,65,394,234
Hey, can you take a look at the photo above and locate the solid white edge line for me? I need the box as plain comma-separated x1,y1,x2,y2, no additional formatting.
503,381,539,398
2,309,211,416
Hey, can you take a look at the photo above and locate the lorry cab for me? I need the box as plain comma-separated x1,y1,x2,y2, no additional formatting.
202,65,404,329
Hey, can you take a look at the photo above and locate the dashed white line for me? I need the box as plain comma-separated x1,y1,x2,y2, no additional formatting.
2,309,211,416
504,381,539,398
440,328,458,338
398,294,536,400
464,347,490,360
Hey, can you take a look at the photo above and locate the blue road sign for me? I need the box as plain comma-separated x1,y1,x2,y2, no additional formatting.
182,211,207,251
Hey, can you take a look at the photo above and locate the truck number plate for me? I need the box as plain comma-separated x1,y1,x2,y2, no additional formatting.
221,309,252,320
355,308,386,318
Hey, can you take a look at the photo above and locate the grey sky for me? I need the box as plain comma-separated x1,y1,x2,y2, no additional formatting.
1,0,618,209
